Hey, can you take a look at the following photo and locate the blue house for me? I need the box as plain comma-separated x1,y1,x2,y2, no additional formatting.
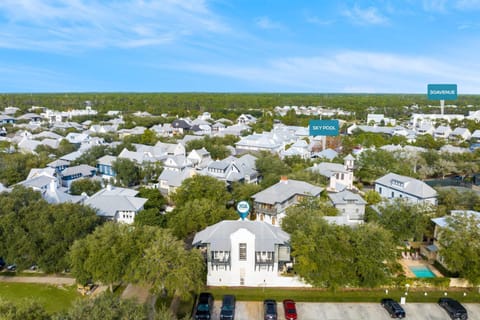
60,164,97,188
97,155,117,178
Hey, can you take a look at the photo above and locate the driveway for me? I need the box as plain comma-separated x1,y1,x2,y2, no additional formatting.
225,301,480,320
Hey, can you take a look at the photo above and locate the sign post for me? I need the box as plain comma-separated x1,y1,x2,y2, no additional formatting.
236,201,250,220
309,119,339,150
427,84,457,115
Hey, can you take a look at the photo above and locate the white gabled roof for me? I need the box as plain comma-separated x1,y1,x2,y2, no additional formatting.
193,220,289,251
252,179,323,205
84,186,146,218
375,172,437,199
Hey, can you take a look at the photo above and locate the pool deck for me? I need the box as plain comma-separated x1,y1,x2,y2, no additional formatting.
399,258,443,278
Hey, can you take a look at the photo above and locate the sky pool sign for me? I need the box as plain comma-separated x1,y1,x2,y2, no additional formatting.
427,84,457,100
309,119,339,136
236,201,250,220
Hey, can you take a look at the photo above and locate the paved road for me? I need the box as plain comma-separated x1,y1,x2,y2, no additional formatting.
0,275,75,285
210,301,480,320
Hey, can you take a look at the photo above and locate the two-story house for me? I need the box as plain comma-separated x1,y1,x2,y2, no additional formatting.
251,178,323,226
84,185,147,224
97,155,117,179
308,154,355,192
192,220,308,287
326,190,366,226
60,164,97,189
375,172,437,205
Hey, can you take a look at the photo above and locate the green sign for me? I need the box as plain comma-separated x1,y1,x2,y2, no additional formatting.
427,84,457,100
309,120,339,136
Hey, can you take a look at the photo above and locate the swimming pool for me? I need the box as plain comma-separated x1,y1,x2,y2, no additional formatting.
409,265,436,278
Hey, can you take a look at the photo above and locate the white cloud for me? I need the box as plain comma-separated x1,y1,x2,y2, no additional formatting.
255,16,283,30
422,0,448,12
342,5,389,25
0,0,229,51
170,51,480,93
455,0,480,10
305,15,334,26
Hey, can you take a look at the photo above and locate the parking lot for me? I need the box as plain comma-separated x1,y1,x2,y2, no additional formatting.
209,301,480,320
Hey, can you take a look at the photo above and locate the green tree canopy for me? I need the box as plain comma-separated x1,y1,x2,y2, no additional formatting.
0,299,49,320
69,178,102,196
438,213,480,286
54,293,147,320
375,198,433,242
0,187,101,272
171,175,231,206
112,158,140,187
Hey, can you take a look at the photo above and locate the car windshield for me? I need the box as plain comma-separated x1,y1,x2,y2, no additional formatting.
197,304,209,311
287,308,296,313
267,305,275,312
222,305,233,311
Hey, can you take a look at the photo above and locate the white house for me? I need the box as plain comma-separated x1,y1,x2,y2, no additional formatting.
449,128,471,142
237,114,257,125
375,172,437,205
308,155,355,192
192,220,309,287
251,178,323,226
84,185,147,224
433,125,452,140
327,190,366,225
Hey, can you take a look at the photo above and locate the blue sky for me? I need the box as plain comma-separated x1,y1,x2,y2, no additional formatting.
1,0,480,93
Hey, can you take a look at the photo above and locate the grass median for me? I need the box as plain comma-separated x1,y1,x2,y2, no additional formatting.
0,282,80,313
207,286,480,303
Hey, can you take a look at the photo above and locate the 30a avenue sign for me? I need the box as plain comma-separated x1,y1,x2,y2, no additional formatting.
427,84,457,100
309,119,339,136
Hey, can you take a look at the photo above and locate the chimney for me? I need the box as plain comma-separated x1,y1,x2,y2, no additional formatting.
49,179,57,192
280,176,288,184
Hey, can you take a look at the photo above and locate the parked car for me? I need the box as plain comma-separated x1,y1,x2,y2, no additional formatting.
0,257,5,270
220,294,236,320
264,299,277,320
195,292,214,320
381,298,406,318
283,299,297,320
438,298,468,320
6,264,16,272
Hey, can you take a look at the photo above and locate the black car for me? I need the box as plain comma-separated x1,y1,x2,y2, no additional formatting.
195,292,214,320
381,298,406,318
0,257,5,270
438,298,468,320
220,294,236,320
264,299,277,320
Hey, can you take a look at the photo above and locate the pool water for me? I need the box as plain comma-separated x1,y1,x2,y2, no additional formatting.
409,265,436,278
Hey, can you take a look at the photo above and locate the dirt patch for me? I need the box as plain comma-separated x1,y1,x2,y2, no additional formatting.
121,283,151,304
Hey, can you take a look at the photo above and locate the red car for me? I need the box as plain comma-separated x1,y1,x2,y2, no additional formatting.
282,299,297,320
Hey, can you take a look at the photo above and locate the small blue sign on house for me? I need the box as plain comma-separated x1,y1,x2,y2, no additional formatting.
309,120,339,136
427,84,457,100
236,201,250,220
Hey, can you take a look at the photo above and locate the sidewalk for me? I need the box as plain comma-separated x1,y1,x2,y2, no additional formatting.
0,275,75,285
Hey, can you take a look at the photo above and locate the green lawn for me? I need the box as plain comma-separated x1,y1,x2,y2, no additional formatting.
208,287,480,303
0,283,81,314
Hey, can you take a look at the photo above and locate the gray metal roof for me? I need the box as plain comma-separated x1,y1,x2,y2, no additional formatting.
85,186,146,217
97,155,117,166
252,179,323,205
308,162,348,177
192,220,290,251
61,164,96,177
158,168,195,187
375,172,437,199
328,190,367,205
